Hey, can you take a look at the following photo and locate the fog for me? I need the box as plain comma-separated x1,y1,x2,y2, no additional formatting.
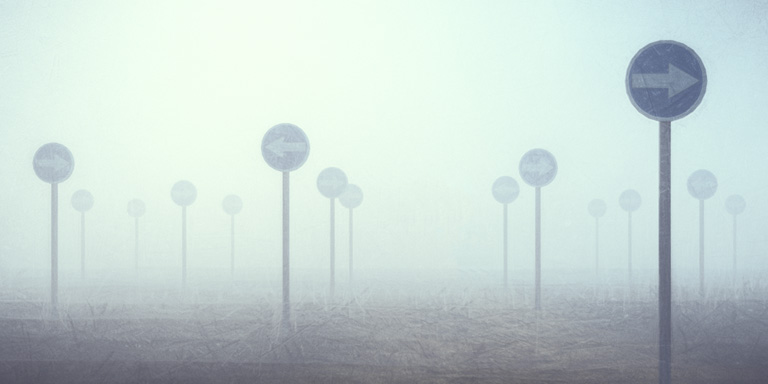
1,1,768,383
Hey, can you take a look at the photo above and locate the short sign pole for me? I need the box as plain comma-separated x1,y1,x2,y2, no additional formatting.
588,199,607,277
626,40,706,384
339,184,363,285
71,190,94,279
171,180,197,288
127,199,146,273
317,167,349,301
492,176,520,289
261,123,310,328
518,149,557,311
33,143,75,316
222,195,243,276
619,189,642,288
725,195,746,285
687,169,718,297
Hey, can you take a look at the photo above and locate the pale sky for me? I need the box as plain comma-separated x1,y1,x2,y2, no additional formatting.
2,1,768,284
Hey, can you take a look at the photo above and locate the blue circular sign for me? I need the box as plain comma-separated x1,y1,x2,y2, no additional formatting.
33,142,74,184
626,41,706,121
261,123,310,172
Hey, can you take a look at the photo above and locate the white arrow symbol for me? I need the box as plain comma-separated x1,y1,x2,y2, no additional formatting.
522,162,553,176
266,137,307,157
35,154,69,172
631,63,699,98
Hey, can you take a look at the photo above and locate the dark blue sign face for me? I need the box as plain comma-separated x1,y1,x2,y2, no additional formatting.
261,123,310,172
626,41,706,121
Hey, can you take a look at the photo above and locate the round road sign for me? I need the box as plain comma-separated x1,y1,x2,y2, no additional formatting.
261,123,310,172
127,199,146,218
171,180,197,207
626,40,706,121
687,169,717,200
492,176,520,204
339,184,364,209
33,143,74,184
519,149,557,187
222,194,243,215
71,190,94,213
588,199,607,218
317,167,348,199
619,189,642,212
725,194,746,215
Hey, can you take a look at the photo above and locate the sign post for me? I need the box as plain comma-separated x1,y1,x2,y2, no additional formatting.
626,40,707,384
518,149,557,311
725,195,746,285
127,199,146,273
317,167,348,300
687,169,718,297
619,189,642,287
71,190,94,279
222,195,243,276
492,176,520,289
171,180,197,287
587,199,607,277
33,142,75,316
261,123,310,327
339,184,363,284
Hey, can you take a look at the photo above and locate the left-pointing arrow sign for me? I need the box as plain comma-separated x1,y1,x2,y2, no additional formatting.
631,63,699,98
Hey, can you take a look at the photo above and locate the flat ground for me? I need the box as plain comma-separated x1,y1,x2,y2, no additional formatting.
0,272,766,383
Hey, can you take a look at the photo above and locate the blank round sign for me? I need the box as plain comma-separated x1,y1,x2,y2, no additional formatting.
687,169,717,200
619,189,642,212
222,194,243,215
71,190,94,213
339,184,363,209
588,199,607,218
725,194,746,215
171,180,197,207
492,176,520,204
127,199,146,218
317,167,348,199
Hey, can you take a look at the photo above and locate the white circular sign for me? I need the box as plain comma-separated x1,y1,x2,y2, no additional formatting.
127,199,146,218
317,167,348,199
619,189,642,212
687,169,717,200
222,194,243,215
519,149,557,187
588,199,607,218
33,143,74,184
492,176,520,204
261,123,310,172
339,184,363,209
171,180,197,207
725,194,746,216
71,190,94,213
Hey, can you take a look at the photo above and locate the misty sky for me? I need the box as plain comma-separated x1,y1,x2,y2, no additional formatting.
1,1,768,282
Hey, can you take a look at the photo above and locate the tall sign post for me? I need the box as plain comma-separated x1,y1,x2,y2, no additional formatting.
725,194,746,284
492,176,520,289
619,189,642,287
626,40,707,384
587,199,607,277
222,195,243,276
33,142,75,315
687,169,718,297
261,123,310,327
316,167,348,300
518,149,557,310
339,184,363,284
171,180,197,287
71,190,94,279
127,199,146,273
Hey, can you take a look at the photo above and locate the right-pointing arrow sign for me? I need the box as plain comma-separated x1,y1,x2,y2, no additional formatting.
631,63,699,98
266,137,308,158
35,154,70,173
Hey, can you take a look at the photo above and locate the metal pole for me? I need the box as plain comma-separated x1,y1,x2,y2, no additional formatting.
81,211,85,279
535,186,541,311
282,171,290,326
231,214,235,276
733,214,737,284
503,203,508,289
628,211,633,287
182,206,187,287
699,199,705,297
349,208,354,284
330,198,336,300
659,120,672,384
51,183,59,315
134,217,139,273
595,217,599,277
